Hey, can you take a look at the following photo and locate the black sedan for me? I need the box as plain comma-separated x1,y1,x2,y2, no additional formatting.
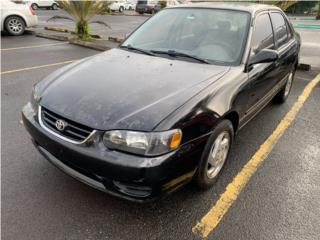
22,3,300,202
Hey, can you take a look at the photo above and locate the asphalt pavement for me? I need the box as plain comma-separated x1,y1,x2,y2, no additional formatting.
1,10,320,240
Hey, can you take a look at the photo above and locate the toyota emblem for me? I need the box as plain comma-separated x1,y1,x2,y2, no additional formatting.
55,119,66,131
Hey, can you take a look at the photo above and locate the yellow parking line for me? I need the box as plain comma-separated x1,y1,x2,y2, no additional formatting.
0,60,76,75
192,73,320,238
0,42,67,51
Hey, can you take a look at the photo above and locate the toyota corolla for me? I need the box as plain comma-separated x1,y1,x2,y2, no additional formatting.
22,3,300,201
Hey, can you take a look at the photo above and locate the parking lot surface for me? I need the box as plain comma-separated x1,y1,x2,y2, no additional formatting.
1,11,320,240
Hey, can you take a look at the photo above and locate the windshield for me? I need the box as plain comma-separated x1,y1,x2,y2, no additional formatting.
122,8,250,65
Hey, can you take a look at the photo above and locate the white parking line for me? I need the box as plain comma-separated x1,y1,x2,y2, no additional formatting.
1,60,76,75
1,42,67,51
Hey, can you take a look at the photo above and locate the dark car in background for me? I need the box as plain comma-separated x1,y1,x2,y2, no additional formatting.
135,0,158,14
22,3,300,202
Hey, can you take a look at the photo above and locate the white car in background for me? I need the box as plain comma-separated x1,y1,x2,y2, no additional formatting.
108,0,126,13
125,0,136,11
28,0,59,10
1,0,38,36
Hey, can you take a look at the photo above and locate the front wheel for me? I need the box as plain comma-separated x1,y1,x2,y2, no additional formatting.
119,6,124,13
195,120,234,189
274,69,295,104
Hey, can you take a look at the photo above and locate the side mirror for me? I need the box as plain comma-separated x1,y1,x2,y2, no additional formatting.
247,49,279,67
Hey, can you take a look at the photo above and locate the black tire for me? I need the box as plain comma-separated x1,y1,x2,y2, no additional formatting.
274,69,295,104
31,3,39,10
138,12,144,15
119,6,124,13
194,120,234,189
4,16,26,36
52,3,59,10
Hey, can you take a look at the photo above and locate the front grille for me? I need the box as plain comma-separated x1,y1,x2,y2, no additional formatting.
40,106,94,142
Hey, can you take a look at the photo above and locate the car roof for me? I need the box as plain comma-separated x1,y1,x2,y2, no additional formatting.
168,2,281,14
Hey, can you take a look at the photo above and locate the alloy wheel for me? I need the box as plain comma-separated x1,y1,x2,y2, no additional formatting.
8,19,23,34
206,131,230,179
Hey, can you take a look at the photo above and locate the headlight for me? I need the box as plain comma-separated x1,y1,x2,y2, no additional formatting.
30,86,41,111
103,129,182,156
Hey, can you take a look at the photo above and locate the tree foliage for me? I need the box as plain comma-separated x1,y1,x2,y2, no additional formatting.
48,0,110,40
258,1,298,10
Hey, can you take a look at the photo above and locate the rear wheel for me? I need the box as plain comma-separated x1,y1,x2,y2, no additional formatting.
195,120,233,189
5,16,25,36
31,3,39,10
274,69,295,104
119,6,124,13
52,3,59,10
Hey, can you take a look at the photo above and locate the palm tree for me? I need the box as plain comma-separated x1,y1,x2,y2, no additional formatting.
48,0,110,40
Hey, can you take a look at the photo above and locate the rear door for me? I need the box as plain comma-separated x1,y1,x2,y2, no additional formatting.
269,11,297,82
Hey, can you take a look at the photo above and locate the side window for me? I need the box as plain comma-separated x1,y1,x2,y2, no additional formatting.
270,12,289,48
285,19,294,39
251,13,274,54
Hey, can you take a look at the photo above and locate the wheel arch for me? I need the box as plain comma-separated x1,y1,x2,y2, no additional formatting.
4,14,27,29
221,110,240,134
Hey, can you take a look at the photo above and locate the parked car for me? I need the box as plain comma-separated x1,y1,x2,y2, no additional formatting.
1,0,38,36
135,0,158,14
125,0,136,11
28,0,59,10
22,3,300,202
154,0,180,13
108,0,126,13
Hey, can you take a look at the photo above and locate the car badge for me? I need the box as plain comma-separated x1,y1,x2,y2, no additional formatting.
55,119,66,131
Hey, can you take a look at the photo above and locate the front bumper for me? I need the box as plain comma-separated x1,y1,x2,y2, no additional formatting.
22,103,203,202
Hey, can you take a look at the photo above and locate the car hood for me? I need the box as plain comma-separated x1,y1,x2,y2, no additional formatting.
38,49,229,131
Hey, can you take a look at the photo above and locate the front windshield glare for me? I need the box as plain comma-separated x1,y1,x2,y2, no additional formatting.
122,8,250,64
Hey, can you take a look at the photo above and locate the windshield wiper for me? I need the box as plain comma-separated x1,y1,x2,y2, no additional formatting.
120,45,155,56
150,50,211,64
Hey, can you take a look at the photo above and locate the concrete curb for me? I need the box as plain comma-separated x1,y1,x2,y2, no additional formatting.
39,30,123,44
35,32,110,51
44,26,105,39
108,36,123,43
44,26,73,33
36,32,71,41
69,39,111,51
43,26,123,42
